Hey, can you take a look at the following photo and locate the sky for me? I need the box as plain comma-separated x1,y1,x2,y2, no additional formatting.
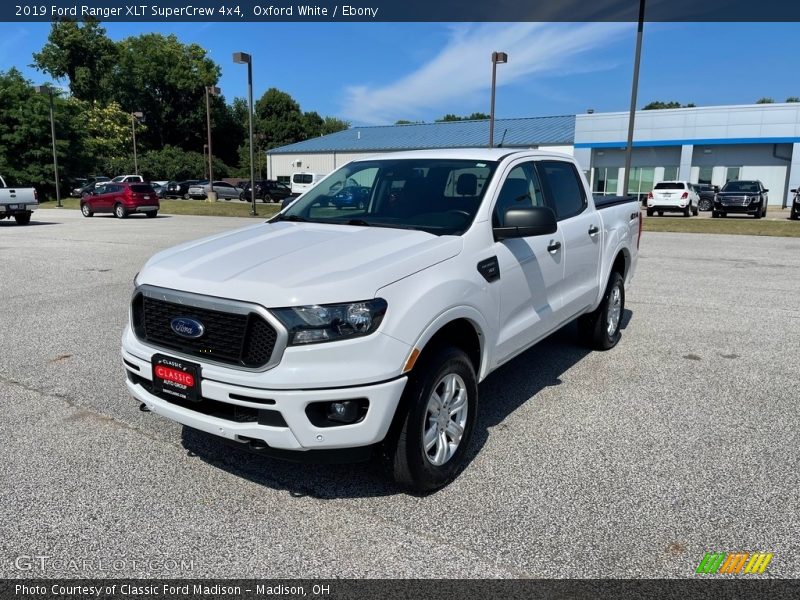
1,21,799,125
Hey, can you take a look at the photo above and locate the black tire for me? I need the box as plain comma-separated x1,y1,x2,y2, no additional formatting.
81,203,93,218
646,208,653,217
683,204,691,217
711,211,719,218
658,211,663,217
754,205,762,219
762,204,767,218
698,198,712,211
386,346,478,492
14,212,31,225
263,194,273,204
578,271,625,351
114,203,127,219
791,209,799,220
692,204,699,216
146,210,158,218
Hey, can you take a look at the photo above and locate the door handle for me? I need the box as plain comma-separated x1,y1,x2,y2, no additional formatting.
547,240,561,254
588,225,599,236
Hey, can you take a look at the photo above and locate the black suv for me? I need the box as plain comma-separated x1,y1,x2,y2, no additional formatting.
713,180,769,218
162,180,200,199
239,180,292,203
694,184,719,211
791,188,799,220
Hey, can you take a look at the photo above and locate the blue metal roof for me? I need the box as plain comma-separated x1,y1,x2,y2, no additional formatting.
268,115,575,154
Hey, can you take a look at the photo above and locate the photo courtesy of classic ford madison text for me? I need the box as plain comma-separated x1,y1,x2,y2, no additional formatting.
1,1,799,591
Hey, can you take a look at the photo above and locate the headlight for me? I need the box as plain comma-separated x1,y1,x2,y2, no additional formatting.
273,299,387,345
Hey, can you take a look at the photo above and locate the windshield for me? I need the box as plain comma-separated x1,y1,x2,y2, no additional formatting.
279,158,499,236
722,181,758,193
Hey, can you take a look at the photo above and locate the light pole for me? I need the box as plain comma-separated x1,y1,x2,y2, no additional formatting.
130,111,143,175
205,85,220,202
489,51,508,148
35,85,61,207
622,0,646,198
233,51,257,216
203,144,208,180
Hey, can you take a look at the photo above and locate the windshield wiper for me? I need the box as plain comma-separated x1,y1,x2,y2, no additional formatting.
271,214,308,222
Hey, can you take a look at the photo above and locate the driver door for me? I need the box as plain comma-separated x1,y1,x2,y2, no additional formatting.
492,161,565,364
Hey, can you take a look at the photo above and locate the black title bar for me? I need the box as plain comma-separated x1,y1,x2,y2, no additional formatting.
4,0,800,22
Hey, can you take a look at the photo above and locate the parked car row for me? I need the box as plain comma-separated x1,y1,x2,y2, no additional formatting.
642,180,781,219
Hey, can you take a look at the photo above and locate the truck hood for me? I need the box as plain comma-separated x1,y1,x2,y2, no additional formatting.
139,221,462,306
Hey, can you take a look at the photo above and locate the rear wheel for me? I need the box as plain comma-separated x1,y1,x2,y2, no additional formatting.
14,212,31,225
646,208,653,217
658,211,663,217
692,204,699,216
698,198,712,211
386,346,477,492
578,271,625,351
114,203,127,219
146,210,158,218
683,204,691,217
81,203,93,217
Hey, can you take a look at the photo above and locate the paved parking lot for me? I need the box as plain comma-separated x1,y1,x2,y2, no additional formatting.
1,209,799,578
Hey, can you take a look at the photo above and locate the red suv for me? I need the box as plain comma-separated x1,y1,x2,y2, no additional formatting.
80,182,160,219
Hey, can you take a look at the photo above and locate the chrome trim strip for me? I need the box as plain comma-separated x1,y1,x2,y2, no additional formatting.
133,284,289,373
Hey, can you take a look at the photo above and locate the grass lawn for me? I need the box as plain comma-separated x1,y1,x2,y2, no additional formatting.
38,198,281,218
642,215,800,237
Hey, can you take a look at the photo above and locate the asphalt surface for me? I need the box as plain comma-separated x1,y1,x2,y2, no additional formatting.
1,208,798,579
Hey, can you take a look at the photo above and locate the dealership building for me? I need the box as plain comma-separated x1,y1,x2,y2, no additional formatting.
267,103,800,207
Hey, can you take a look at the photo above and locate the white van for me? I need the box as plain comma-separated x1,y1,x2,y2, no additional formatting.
290,172,327,196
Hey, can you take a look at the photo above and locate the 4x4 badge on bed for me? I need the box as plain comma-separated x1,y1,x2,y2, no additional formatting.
170,317,205,338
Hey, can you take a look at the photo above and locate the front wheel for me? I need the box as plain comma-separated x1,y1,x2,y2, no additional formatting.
754,205,763,219
114,203,127,219
81,203,93,217
578,271,625,351
386,346,478,492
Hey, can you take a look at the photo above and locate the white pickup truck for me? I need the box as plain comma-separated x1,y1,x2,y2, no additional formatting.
0,176,38,225
122,149,641,490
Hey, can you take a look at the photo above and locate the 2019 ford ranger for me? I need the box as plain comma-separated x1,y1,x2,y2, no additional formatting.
0,175,38,225
122,149,641,491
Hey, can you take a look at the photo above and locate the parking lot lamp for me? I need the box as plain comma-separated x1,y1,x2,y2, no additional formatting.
205,86,221,202
34,85,61,207
489,51,508,148
131,111,143,175
233,52,257,216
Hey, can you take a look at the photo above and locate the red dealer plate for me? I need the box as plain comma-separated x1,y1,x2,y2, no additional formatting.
152,354,200,402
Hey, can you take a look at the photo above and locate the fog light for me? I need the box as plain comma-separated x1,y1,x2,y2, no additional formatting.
327,400,360,423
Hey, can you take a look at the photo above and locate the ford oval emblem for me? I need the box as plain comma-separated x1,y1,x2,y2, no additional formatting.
170,317,205,339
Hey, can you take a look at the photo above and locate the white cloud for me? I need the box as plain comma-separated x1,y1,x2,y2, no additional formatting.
340,22,631,124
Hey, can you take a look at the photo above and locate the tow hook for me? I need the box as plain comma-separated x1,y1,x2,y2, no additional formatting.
139,402,150,413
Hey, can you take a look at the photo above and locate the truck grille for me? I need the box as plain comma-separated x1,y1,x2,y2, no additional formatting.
131,292,278,368
720,196,749,207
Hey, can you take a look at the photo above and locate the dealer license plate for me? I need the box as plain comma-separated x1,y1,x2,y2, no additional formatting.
152,354,200,402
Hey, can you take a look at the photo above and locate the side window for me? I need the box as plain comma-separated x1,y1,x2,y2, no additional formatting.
537,160,587,221
492,162,545,227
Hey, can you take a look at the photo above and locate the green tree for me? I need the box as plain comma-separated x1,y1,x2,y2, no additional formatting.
436,112,491,122
137,145,227,181
785,97,800,103
111,33,220,150
755,97,775,104
0,69,88,196
73,100,135,173
32,18,117,104
642,101,696,110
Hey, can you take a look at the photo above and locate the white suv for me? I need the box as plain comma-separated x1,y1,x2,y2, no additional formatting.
646,181,699,217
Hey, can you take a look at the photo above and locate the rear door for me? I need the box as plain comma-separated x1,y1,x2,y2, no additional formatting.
492,160,566,363
537,160,601,319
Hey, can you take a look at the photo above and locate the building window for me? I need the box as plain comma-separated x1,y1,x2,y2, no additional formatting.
698,167,713,185
663,166,679,181
726,167,741,182
592,167,618,195
628,167,655,200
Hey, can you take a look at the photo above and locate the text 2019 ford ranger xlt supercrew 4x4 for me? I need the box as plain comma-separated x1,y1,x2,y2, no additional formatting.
122,149,641,491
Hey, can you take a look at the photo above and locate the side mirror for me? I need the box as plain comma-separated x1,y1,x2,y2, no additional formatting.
493,206,557,240
762,189,769,193
791,189,797,193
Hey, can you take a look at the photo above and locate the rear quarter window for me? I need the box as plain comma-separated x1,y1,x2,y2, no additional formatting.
537,160,587,221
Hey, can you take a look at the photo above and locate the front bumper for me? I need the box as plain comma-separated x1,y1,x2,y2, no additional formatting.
714,202,760,214
122,347,407,452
